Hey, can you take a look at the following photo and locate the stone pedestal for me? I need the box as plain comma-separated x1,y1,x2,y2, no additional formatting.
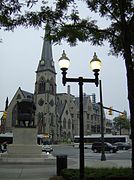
12,127,38,145
5,127,42,158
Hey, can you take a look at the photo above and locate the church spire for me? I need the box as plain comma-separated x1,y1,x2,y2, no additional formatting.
37,24,56,73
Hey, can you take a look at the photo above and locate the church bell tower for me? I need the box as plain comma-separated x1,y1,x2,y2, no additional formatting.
34,25,57,141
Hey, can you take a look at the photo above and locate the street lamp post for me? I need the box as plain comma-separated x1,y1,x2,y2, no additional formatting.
99,80,106,161
58,51,101,180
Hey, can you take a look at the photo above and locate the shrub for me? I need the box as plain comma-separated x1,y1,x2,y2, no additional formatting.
61,167,132,180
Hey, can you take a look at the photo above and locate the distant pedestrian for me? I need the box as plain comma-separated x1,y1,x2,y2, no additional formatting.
2,142,7,152
0,144,3,153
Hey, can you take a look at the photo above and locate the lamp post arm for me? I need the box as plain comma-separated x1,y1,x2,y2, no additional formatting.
82,78,96,83
62,74,98,86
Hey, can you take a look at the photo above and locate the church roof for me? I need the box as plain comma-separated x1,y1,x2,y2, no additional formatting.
57,101,65,118
21,89,33,99
36,24,56,74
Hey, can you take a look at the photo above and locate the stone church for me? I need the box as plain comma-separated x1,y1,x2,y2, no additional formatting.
3,27,104,142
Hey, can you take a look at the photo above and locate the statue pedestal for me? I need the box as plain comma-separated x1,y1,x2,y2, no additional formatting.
4,127,42,158
12,127,38,145
7,144,42,158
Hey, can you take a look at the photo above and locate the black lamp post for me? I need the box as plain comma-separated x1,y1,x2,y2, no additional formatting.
58,50,101,180
99,80,106,161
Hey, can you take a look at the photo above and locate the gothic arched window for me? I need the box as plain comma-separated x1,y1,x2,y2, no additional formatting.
38,78,45,94
49,84,54,94
16,94,21,100
63,118,66,129
68,119,71,129
49,77,55,95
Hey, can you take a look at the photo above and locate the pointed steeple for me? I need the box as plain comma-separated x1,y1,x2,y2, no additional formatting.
37,24,56,74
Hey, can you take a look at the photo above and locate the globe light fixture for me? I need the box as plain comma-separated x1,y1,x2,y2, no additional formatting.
90,52,101,72
58,50,70,70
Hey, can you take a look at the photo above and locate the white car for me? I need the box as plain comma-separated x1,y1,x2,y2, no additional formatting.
42,142,53,153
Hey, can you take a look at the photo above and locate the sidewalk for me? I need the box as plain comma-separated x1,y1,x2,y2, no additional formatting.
0,153,132,180
0,153,56,180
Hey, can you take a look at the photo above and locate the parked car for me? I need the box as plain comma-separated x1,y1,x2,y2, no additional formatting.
42,141,53,153
91,142,118,153
113,142,131,150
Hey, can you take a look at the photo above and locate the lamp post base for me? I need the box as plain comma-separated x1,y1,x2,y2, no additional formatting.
101,153,106,161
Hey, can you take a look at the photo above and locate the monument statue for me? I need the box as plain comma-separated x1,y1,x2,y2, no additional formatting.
16,99,36,127
2,99,42,159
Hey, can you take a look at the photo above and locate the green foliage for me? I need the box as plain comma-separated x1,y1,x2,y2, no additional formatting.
113,115,130,133
0,0,26,30
1,1,133,57
61,169,78,180
61,167,132,180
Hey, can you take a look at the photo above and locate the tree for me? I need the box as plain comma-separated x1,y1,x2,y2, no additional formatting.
113,114,130,135
0,0,134,176
0,0,43,30
0,0,22,30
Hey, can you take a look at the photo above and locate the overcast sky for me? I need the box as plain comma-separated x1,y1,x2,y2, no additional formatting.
0,1,130,119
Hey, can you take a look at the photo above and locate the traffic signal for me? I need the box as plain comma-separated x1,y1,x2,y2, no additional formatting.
120,112,125,119
108,107,113,115
3,111,7,120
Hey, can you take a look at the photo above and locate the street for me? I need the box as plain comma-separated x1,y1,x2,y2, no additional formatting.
51,144,132,160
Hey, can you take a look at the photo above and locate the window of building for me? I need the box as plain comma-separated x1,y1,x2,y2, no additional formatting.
71,114,74,118
16,94,21,99
63,118,66,129
68,119,71,129
72,124,74,130
87,114,89,119
91,125,96,133
27,95,32,99
97,125,100,133
49,84,54,94
38,78,45,94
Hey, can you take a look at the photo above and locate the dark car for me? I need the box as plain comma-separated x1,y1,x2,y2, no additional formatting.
113,142,131,150
91,142,118,153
